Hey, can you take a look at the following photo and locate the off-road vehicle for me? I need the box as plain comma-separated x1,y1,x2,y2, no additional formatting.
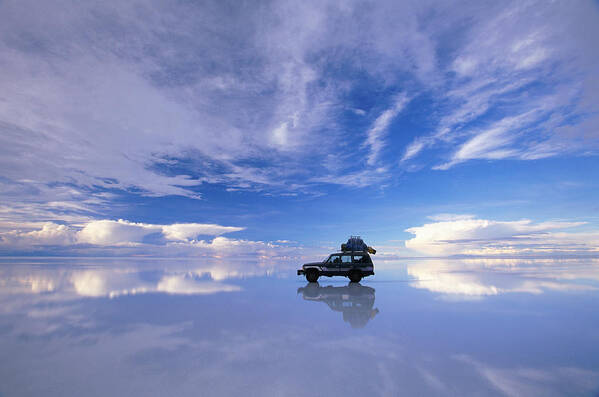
297,251,375,283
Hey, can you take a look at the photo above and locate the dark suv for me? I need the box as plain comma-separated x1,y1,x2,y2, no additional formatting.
297,252,374,283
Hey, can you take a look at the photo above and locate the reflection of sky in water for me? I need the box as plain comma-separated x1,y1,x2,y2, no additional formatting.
1,257,598,396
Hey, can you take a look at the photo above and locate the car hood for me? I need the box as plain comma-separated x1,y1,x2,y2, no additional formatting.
303,262,323,267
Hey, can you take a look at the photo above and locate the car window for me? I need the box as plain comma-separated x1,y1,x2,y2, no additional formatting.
327,255,341,264
341,255,352,263
353,255,363,263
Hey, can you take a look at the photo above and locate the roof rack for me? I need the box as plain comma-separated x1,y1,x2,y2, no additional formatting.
340,236,376,255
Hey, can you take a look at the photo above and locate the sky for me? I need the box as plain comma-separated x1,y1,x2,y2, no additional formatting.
0,0,598,258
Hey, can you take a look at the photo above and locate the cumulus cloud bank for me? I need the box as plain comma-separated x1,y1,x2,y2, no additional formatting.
0,219,270,254
0,218,311,259
76,219,243,245
405,216,597,256
1,219,242,246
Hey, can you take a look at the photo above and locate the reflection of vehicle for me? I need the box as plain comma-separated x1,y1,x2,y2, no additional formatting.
297,282,379,328
297,252,374,282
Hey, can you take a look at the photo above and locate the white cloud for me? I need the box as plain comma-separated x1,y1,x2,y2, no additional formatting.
401,139,426,162
75,219,245,246
405,216,594,256
433,106,560,170
363,93,409,166
0,219,247,249
0,222,76,246
310,167,389,188
0,218,309,259
196,236,262,250
77,220,158,246
161,223,244,241
270,122,290,147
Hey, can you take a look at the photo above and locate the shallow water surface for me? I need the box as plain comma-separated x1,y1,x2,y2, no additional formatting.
0,257,598,396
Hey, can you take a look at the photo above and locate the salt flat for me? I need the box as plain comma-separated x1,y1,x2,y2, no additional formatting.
0,257,598,396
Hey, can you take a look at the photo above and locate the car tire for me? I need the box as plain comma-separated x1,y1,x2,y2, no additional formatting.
348,270,362,283
306,269,319,283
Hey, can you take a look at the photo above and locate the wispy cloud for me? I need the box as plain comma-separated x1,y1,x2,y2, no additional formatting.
433,109,545,170
363,93,409,166
401,1,599,168
0,0,598,246
0,1,340,203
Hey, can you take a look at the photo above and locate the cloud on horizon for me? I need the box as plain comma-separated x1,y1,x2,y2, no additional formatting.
0,219,301,258
2,214,598,259
405,216,598,256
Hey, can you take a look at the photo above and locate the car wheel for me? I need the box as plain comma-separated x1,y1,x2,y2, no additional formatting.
348,270,362,283
306,269,319,283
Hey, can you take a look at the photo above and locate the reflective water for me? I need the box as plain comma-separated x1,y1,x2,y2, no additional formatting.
1,257,598,396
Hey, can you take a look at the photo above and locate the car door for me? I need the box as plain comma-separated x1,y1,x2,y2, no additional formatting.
339,254,353,273
352,254,364,269
324,254,341,274
353,254,373,272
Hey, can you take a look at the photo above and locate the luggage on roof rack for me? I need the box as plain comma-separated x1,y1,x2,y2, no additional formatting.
341,235,376,254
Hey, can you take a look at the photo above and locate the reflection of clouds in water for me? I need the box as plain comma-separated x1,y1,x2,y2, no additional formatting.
407,258,599,298
0,260,253,342
0,257,294,300
156,275,240,295
297,283,379,328
71,271,109,297
0,259,598,396
455,355,599,397
0,258,296,333
70,271,241,298
1,268,241,299
3,314,597,396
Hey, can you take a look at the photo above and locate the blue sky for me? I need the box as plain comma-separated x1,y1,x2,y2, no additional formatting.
0,0,598,257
